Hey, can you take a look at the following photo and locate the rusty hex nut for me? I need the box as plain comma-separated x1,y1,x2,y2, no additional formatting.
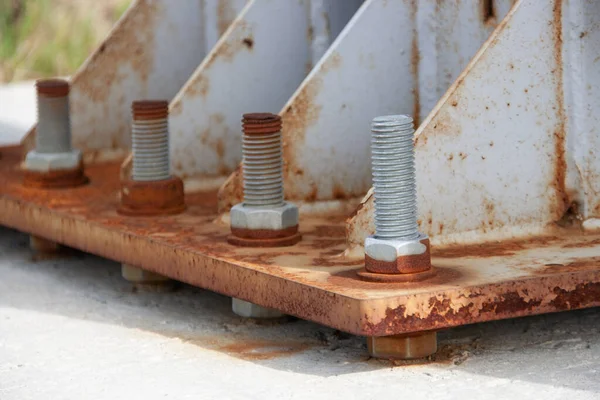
364,233,432,275
118,176,186,216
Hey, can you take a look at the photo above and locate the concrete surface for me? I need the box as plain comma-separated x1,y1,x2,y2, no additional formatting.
1,82,600,399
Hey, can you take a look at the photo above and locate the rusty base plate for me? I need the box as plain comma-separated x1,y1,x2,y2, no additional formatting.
1,145,600,337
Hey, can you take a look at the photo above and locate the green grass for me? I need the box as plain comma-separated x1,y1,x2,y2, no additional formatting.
0,0,130,82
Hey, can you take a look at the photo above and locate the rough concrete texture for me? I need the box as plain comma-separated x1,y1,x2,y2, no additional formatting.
1,81,600,399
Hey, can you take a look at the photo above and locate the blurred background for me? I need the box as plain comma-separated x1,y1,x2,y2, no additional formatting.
0,0,132,82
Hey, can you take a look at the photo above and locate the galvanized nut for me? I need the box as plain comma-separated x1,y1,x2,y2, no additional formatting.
228,113,301,247
23,79,86,188
360,115,433,282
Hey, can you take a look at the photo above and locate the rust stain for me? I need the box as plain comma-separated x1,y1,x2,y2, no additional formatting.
332,182,347,200
170,101,183,116
217,0,237,36
535,257,600,275
282,53,342,201
186,74,210,98
433,236,562,258
218,339,314,361
551,0,569,222
203,20,253,68
562,238,600,249
410,0,420,127
74,0,158,102
313,225,346,238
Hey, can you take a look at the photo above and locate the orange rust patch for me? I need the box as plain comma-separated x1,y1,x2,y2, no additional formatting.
362,281,600,336
535,257,600,275
433,236,563,258
118,176,186,216
562,238,600,249
187,74,210,98
218,339,314,361
313,225,346,238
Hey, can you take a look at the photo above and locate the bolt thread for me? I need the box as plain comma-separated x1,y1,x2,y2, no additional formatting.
35,79,72,154
371,115,419,240
241,113,284,208
131,101,170,182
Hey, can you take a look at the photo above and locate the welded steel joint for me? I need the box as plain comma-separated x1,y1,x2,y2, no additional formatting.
23,79,87,189
359,115,433,283
228,113,301,247
118,101,185,217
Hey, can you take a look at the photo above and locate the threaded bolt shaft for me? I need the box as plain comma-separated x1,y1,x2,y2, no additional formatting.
35,79,72,154
131,100,170,182
241,113,284,208
371,115,419,241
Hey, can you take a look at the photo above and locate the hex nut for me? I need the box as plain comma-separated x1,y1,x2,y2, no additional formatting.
25,150,82,172
367,331,438,360
364,233,431,274
121,264,175,292
231,202,299,231
232,298,285,319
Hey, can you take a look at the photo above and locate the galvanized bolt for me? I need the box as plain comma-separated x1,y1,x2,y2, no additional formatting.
121,100,177,289
228,113,301,248
241,113,285,208
371,115,419,241
25,79,82,173
364,114,436,360
131,100,171,182
229,112,300,318
35,79,73,154
362,114,431,278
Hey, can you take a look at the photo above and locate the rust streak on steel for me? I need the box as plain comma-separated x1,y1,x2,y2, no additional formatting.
1,145,600,336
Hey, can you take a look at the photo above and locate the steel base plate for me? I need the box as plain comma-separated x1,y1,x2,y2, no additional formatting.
1,146,599,336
